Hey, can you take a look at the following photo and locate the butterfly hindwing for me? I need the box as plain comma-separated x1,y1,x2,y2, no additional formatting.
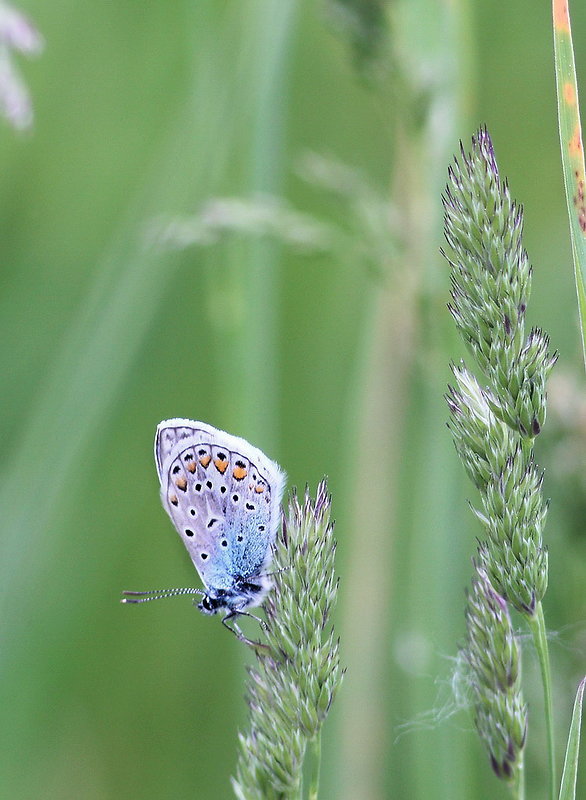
155,420,285,595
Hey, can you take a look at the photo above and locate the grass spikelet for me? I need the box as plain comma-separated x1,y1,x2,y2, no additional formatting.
464,554,527,788
232,479,342,800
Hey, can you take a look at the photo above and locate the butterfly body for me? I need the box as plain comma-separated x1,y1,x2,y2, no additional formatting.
154,419,285,620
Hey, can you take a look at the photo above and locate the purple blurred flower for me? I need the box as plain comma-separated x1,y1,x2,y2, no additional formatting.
0,2,43,130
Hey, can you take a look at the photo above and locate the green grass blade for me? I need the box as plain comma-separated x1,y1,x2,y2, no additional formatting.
552,0,586,367
558,677,586,800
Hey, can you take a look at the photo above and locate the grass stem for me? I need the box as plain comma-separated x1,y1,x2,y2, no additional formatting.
528,602,556,800
511,760,525,800
307,731,322,800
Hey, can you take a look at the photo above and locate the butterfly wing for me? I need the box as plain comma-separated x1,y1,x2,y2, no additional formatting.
155,419,286,594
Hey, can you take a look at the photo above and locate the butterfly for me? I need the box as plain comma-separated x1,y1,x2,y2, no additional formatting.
122,419,285,643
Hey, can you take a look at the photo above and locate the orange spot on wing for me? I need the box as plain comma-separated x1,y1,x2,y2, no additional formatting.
199,454,211,468
170,494,178,506
233,466,247,480
569,123,583,157
175,477,187,491
563,82,576,105
186,461,197,473
214,458,228,474
254,484,265,493
554,0,570,32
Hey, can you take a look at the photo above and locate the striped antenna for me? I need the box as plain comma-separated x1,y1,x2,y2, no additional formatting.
261,566,290,579
121,587,204,604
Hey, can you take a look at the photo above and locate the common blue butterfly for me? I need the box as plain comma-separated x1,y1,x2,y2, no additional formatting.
122,420,285,642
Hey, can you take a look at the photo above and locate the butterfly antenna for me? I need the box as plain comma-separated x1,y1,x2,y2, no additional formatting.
121,587,204,604
261,566,291,579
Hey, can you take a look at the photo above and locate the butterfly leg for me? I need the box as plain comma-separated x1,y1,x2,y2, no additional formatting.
222,611,269,651
239,609,269,632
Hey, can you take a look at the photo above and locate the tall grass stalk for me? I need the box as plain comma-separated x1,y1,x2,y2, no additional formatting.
338,1,472,797
222,0,297,445
183,1,297,447
444,129,557,798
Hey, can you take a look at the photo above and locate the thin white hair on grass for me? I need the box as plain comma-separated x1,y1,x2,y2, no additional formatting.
394,651,476,744
549,621,586,654
512,622,569,650
395,622,578,745
517,620,585,655
393,620,572,744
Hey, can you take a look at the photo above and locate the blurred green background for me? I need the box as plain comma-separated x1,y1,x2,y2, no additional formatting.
1,1,586,798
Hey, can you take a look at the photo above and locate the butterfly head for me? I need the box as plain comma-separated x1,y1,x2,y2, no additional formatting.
197,591,226,615
197,577,269,615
